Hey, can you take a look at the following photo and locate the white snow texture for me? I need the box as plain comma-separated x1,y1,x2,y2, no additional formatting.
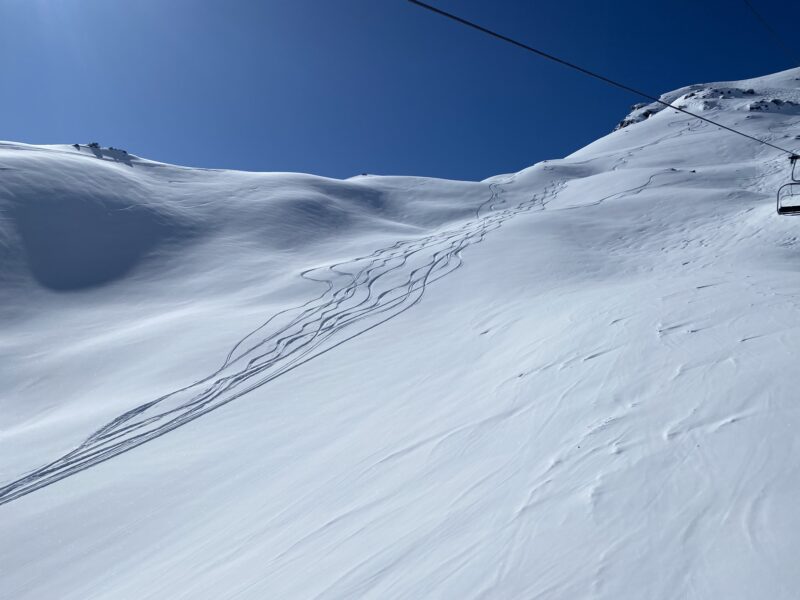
3,68,800,599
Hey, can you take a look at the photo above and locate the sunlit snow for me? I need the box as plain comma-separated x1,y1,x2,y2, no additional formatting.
3,68,800,599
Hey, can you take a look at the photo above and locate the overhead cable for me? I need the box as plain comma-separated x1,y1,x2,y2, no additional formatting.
408,0,798,157
742,0,800,67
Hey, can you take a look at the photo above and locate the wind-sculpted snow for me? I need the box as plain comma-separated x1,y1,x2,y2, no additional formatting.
0,177,563,506
6,67,800,600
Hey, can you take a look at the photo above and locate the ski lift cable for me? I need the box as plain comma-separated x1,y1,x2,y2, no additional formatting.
407,0,799,158
742,0,800,67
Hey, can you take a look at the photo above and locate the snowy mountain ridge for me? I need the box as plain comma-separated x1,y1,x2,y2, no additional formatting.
2,68,800,599
616,70,800,129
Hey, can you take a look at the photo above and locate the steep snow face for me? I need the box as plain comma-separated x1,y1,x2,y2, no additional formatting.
3,68,800,599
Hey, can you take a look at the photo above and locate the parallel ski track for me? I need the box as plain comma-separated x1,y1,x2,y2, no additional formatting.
0,176,563,506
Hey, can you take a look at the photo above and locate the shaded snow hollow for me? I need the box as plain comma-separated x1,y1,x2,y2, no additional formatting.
3,68,800,599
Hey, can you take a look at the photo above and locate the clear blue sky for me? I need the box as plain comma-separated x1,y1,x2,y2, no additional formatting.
1,0,798,180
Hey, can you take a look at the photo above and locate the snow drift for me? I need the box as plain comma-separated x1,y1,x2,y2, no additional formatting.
3,68,800,599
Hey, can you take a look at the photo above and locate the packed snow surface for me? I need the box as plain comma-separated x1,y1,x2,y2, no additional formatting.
3,68,800,599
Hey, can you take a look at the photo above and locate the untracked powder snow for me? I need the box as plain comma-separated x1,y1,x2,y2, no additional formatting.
2,68,800,599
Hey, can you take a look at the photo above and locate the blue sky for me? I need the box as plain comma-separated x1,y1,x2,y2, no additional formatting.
1,0,798,180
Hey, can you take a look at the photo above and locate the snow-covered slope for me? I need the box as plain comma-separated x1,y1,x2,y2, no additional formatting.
3,68,800,599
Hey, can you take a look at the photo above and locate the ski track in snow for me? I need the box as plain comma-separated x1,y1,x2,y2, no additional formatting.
0,177,564,506
7,68,800,599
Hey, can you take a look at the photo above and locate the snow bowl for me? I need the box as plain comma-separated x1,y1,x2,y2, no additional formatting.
12,195,188,291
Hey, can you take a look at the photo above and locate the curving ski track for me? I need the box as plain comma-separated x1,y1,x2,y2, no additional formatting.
0,177,563,506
